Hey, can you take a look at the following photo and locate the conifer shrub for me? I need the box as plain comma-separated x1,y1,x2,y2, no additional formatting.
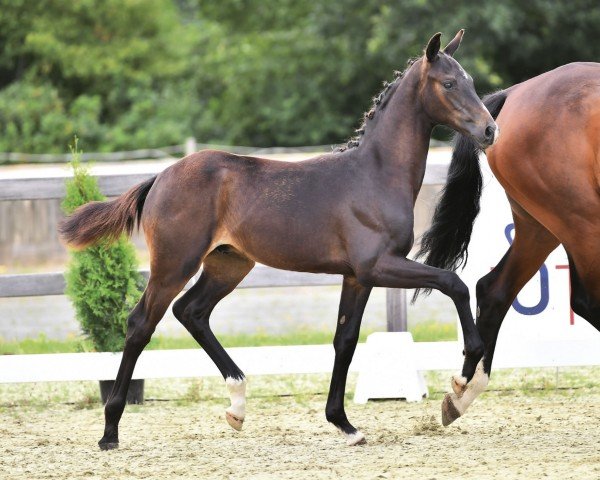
62,140,144,352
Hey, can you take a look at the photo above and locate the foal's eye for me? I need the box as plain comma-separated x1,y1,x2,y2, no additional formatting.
443,81,454,90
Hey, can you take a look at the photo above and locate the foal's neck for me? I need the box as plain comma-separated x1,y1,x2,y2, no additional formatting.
360,68,433,191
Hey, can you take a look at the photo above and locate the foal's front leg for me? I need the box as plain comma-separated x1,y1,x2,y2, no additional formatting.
356,252,484,421
326,276,371,445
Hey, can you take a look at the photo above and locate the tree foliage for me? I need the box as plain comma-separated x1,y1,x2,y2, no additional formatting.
0,0,598,152
62,140,144,352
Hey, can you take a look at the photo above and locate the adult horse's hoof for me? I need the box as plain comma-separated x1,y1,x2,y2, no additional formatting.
344,430,366,446
225,410,244,431
98,440,119,450
441,393,461,426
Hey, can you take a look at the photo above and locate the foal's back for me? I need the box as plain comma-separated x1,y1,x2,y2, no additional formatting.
141,149,367,274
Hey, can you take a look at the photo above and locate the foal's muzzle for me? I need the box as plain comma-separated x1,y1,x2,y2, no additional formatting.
478,122,499,149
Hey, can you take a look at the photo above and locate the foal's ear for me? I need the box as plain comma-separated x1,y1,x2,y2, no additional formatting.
443,29,465,57
425,32,442,62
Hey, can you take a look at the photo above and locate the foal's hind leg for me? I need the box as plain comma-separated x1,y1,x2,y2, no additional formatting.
99,273,190,450
172,247,255,431
326,276,371,445
443,203,559,425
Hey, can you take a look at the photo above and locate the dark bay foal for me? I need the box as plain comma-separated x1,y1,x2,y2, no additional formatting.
60,30,497,448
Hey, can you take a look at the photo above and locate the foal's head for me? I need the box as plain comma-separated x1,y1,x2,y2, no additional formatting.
418,30,498,148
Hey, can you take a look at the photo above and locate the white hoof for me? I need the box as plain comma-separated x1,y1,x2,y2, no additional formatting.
344,430,366,446
225,377,246,432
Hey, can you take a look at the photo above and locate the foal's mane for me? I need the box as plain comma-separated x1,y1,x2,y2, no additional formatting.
336,57,419,153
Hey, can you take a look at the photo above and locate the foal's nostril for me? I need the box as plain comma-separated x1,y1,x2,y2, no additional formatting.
484,125,495,140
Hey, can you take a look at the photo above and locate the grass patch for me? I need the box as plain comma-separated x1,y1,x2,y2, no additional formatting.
145,329,351,350
0,334,94,354
410,320,456,342
72,391,100,410
0,321,456,355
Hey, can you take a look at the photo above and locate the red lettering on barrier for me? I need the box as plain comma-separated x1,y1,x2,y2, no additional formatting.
555,264,574,325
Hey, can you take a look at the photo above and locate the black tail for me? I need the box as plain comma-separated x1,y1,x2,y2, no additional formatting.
413,90,508,301
59,176,156,249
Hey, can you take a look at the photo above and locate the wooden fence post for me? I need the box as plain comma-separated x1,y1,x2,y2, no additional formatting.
386,288,407,332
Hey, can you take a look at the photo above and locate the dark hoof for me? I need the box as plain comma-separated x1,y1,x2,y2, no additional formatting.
99,440,119,450
441,393,461,427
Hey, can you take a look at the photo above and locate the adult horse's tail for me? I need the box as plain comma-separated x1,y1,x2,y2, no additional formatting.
59,177,156,249
413,91,507,300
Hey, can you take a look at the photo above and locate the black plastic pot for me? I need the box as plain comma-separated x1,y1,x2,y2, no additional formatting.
99,379,145,405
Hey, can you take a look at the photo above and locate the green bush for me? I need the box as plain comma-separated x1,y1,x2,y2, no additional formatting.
62,140,144,352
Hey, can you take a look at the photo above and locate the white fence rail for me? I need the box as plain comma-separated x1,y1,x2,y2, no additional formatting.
2,338,599,384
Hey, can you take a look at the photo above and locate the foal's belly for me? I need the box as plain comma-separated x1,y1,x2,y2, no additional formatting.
235,230,352,276
222,214,353,276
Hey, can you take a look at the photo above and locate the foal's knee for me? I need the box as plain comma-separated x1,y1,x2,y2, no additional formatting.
443,272,470,304
333,333,360,357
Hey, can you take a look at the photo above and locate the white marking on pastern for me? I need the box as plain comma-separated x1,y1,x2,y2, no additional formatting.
343,430,366,446
448,359,489,416
225,377,246,430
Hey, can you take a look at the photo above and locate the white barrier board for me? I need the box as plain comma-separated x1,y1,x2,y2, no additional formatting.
2,339,600,385
354,332,428,403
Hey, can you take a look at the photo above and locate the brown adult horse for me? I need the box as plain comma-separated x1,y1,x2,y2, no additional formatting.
416,62,600,425
60,31,497,449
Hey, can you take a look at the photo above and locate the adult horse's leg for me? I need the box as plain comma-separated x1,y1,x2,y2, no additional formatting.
325,276,371,445
99,273,189,450
443,203,559,425
564,250,600,328
172,247,255,431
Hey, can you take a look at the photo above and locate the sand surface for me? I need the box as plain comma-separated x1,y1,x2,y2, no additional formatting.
1,374,600,480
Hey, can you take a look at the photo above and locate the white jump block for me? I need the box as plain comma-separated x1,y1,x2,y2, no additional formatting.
354,332,428,404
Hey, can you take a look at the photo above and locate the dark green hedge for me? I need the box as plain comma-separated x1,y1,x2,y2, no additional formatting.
1,0,598,152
